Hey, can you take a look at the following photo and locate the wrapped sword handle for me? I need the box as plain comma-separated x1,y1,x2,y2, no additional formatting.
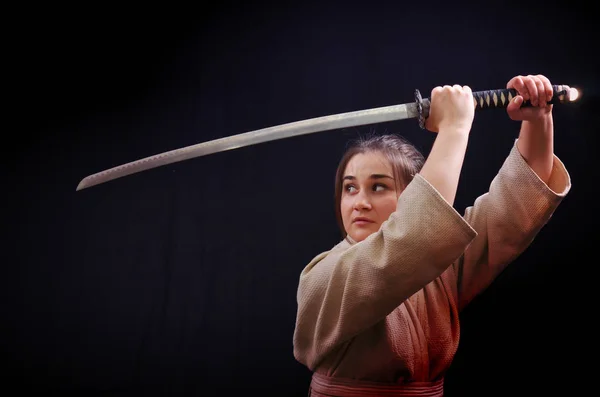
415,85,571,129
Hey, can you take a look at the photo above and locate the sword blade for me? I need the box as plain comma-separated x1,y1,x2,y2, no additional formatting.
76,102,418,191
75,84,575,191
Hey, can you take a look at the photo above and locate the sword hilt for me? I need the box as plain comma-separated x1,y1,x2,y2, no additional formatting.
415,85,572,129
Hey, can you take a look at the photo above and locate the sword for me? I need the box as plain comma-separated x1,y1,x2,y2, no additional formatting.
76,85,576,191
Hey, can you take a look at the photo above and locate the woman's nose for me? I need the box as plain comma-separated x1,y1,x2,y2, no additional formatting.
353,193,372,210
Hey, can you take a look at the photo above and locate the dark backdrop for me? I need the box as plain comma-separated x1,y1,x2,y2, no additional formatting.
4,2,598,396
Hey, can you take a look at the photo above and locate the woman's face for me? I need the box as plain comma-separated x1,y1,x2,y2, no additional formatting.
340,151,401,243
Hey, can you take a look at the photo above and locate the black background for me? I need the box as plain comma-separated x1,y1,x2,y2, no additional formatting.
4,2,598,396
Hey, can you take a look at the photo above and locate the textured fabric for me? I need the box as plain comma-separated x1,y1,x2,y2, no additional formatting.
310,372,444,396
293,139,571,394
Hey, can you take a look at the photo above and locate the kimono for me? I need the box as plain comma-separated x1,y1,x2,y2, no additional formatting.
293,140,571,396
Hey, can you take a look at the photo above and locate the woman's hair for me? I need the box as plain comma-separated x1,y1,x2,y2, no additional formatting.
334,133,425,237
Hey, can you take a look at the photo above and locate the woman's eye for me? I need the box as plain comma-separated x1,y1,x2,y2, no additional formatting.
345,185,357,193
373,184,386,192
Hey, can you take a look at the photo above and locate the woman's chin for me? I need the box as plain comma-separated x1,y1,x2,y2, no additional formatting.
349,226,377,243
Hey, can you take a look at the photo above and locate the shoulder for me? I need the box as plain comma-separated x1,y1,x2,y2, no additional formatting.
300,238,352,278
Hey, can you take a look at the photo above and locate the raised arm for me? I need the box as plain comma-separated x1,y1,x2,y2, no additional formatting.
509,74,559,184
420,84,475,205
450,75,572,311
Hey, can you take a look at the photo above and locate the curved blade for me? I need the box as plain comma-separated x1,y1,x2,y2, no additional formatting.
76,102,418,191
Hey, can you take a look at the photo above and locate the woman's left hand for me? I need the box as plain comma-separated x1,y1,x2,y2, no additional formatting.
506,74,564,122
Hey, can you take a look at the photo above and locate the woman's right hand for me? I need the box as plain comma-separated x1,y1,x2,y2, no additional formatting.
425,85,475,135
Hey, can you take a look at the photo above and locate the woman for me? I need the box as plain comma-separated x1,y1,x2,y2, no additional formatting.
293,74,571,396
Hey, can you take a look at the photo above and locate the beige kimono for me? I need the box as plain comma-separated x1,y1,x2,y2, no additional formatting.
293,140,571,396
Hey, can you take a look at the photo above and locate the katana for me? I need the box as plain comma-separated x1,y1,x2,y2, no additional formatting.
76,85,577,191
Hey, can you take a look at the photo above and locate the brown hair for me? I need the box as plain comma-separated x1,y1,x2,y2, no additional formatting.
334,133,425,237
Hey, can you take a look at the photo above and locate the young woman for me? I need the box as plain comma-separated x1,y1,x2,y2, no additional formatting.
293,75,571,396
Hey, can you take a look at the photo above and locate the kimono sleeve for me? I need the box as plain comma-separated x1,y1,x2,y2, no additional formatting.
453,139,571,311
